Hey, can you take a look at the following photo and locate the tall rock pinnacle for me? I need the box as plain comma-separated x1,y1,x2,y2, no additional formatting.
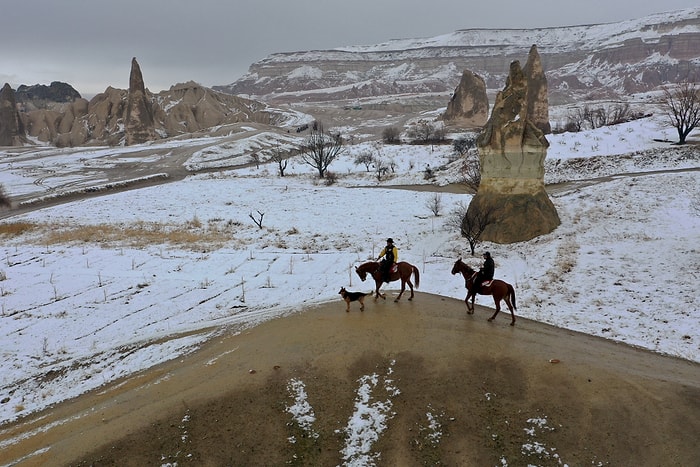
125,57,156,145
467,45,560,243
0,83,28,146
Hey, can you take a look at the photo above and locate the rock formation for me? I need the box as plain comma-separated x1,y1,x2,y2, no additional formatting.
153,81,273,135
466,45,560,243
15,82,81,110
441,70,489,128
15,66,276,147
124,57,157,145
0,83,28,146
217,9,700,105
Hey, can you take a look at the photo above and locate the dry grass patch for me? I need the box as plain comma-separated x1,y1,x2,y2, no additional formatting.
0,222,37,237
28,221,232,250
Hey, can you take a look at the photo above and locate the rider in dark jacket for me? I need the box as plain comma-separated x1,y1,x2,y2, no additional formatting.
377,238,398,283
473,251,494,294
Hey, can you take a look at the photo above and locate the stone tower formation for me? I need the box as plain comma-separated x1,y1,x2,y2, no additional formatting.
125,57,157,145
467,45,560,243
442,69,489,128
0,83,28,146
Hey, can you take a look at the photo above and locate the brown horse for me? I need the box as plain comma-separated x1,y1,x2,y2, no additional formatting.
355,261,420,302
451,258,517,325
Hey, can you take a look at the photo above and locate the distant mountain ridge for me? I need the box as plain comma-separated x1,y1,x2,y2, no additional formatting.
215,7,700,104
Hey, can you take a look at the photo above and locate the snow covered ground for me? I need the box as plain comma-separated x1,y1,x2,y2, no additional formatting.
0,110,698,432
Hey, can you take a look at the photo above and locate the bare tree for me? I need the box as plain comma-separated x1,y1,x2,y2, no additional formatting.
354,151,374,172
406,121,436,144
298,122,344,178
425,193,442,216
458,151,481,194
452,135,477,157
663,81,700,144
565,103,640,132
447,201,497,255
382,126,401,144
269,145,289,177
373,157,390,181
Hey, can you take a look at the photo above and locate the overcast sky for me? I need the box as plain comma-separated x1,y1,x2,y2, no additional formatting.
2,0,697,96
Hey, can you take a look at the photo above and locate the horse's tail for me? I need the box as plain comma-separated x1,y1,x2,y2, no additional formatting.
508,283,517,309
412,265,420,289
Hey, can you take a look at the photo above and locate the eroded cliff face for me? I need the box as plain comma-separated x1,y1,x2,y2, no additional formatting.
468,46,560,244
216,9,700,105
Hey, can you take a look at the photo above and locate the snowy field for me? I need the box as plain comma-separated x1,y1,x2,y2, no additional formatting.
0,109,698,432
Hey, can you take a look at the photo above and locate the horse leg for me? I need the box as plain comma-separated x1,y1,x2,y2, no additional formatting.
374,280,385,300
505,297,515,326
394,279,405,302
465,292,474,314
488,297,501,322
400,279,414,301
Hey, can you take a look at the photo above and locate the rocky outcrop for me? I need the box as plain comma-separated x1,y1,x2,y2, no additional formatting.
216,8,700,105
125,58,157,145
441,70,488,129
154,81,273,135
15,65,279,147
15,82,81,110
467,46,560,243
0,83,28,146
22,98,90,147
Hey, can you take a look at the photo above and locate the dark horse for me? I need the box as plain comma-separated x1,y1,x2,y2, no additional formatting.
451,258,517,325
355,261,420,302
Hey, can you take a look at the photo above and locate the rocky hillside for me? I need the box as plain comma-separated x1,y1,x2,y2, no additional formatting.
216,7,700,105
14,80,291,147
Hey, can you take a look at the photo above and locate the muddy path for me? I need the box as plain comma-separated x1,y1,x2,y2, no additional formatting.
1,293,699,466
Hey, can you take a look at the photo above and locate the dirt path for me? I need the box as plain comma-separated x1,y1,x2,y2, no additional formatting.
2,292,699,466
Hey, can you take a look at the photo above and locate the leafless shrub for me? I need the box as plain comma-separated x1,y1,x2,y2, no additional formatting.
270,145,289,177
452,135,477,158
324,171,338,185
426,193,443,216
373,158,390,181
406,120,441,144
458,151,481,193
354,151,374,171
382,126,401,144
249,211,265,229
565,103,646,132
447,201,497,255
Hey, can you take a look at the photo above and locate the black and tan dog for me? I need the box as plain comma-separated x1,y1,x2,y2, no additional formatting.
338,287,369,312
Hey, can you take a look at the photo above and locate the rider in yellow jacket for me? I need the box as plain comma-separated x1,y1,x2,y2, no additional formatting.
377,238,398,282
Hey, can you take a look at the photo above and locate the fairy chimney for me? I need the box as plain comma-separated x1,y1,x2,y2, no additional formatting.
467,45,560,243
124,57,157,145
442,70,489,128
0,83,28,146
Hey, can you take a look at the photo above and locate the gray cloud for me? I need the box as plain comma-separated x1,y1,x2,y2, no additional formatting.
2,0,697,96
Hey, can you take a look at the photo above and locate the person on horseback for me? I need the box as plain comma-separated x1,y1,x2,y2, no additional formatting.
472,251,494,294
377,238,398,283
